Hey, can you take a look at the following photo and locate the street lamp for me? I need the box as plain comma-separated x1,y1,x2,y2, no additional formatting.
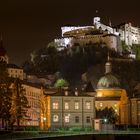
104,118,108,123
103,118,108,131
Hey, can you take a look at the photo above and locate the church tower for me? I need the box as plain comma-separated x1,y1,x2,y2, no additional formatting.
0,35,9,64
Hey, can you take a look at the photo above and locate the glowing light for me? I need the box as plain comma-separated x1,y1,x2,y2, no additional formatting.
98,92,103,97
104,119,108,123
64,38,70,45
43,117,46,121
99,102,103,107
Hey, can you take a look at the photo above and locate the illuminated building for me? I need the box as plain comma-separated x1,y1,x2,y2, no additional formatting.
55,17,140,58
40,88,95,130
95,55,129,124
131,98,140,125
7,64,24,80
130,84,140,125
19,82,43,127
55,25,121,53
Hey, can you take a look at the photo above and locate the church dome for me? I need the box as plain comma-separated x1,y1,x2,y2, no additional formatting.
97,73,120,89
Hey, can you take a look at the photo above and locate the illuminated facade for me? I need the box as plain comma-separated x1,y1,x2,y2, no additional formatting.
130,97,140,125
20,83,43,127
95,58,129,124
7,64,24,80
55,26,121,53
40,89,95,130
55,17,140,56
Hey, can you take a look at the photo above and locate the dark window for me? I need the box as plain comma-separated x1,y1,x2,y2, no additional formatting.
86,116,90,123
75,116,79,123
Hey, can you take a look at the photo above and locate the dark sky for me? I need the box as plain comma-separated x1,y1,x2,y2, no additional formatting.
0,0,139,65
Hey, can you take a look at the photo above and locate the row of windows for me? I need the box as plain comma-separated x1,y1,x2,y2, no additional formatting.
28,101,40,108
10,70,23,73
53,114,91,123
53,102,91,110
25,91,40,98
9,74,22,78
27,112,39,119
99,103,117,107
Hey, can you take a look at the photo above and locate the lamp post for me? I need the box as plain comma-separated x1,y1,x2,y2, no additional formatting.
104,118,108,131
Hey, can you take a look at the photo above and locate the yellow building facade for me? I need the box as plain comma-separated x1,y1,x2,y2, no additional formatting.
95,59,129,124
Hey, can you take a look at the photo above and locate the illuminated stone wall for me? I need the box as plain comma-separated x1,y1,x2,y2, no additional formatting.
55,34,120,52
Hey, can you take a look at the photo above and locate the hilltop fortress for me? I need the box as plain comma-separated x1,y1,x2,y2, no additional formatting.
54,17,140,56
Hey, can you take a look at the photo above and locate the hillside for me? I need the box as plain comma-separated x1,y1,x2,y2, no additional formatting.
22,43,140,96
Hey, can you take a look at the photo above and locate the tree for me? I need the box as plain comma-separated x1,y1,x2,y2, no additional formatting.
132,44,140,60
54,78,69,88
0,61,12,129
40,88,47,130
10,79,29,129
96,107,118,124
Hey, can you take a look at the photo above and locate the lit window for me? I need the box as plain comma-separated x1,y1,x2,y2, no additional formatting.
53,102,59,109
65,102,69,110
75,102,79,110
53,115,59,122
86,102,91,109
99,103,103,107
75,116,79,123
65,114,70,123
86,116,90,123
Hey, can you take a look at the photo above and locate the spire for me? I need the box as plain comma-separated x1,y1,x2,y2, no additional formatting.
105,52,112,74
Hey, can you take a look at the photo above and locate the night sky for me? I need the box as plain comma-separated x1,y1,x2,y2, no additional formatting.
0,0,139,65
